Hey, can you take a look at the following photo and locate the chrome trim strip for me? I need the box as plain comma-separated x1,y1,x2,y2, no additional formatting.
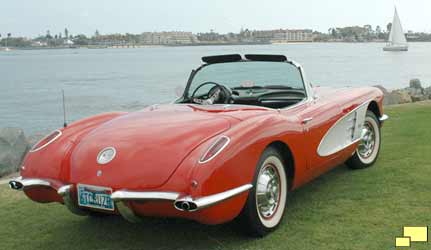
9,177,51,191
380,114,389,122
317,99,373,157
198,136,231,164
174,184,253,212
29,129,62,153
193,184,253,210
111,190,180,223
111,190,180,202
57,185,88,216
9,178,88,216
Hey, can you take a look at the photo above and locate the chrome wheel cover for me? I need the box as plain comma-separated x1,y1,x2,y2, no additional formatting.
256,164,281,219
358,121,376,159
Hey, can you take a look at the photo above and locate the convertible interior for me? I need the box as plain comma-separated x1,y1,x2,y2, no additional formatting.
179,54,307,109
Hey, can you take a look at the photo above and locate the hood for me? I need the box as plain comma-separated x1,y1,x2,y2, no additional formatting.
70,105,232,189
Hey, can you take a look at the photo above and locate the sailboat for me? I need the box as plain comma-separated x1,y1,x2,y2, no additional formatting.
384,7,408,51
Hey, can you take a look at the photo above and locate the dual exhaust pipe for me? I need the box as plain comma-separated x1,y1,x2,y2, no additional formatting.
174,199,198,212
9,180,24,190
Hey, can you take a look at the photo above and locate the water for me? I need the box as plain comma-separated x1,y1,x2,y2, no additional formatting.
1,42,430,136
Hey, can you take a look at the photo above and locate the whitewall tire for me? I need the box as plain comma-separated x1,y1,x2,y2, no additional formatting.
239,147,288,237
346,111,381,169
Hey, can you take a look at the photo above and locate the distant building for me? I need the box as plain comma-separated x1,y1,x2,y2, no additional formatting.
270,29,313,43
31,41,48,47
64,39,74,45
196,32,224,42
406,31,420,40
252,30,276,42
141,32,196,45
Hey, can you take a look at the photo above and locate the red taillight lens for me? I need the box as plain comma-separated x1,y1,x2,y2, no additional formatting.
30,130,62,152
199,136,230,163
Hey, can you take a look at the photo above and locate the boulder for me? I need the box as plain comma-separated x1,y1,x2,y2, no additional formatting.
425,87,431,99
405,87,426,102
409,79,423,89
0,128,29,176
389,89,412,104
374,85,398,105
383,92,401,105
402,79,428,102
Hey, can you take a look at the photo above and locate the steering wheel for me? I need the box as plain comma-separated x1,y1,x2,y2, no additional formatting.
190,82,233,104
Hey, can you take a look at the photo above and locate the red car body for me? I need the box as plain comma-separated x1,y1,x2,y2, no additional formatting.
10,54,386,227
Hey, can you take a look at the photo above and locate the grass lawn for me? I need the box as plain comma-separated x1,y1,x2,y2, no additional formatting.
1,102,430,250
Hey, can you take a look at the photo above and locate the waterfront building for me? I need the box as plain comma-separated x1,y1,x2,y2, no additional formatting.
270,29,313,43
140,32,196,45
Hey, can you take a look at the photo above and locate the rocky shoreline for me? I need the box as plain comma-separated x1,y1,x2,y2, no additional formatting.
1,79,430,178
375,79,431,105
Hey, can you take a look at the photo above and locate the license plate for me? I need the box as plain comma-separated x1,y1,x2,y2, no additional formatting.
77,184,114,211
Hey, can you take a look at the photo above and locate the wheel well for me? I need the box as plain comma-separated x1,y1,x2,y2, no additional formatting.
368,101,381,120
267,141,295,190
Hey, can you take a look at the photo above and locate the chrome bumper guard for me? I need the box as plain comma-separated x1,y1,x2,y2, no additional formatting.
111,191,180,223
10,177,253,223
9,177,88,216
9,177,50,191
57,185,88,216
173,184,253,212
111,184,253,222
380,114,389,122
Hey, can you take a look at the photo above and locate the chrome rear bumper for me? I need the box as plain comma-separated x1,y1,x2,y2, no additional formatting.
111,184,252,222
380,114,389,122
111,191,181,222
9,177,51,190
173,184,253,212
9,177,88,216
10,177,253,223
111,191,180,202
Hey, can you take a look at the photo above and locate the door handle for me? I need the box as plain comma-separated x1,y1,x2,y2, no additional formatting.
302,117,313,124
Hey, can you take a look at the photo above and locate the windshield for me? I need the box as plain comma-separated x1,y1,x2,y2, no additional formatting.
187,61,305,97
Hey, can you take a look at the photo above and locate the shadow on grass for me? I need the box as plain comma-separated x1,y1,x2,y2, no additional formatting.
31,165,353,250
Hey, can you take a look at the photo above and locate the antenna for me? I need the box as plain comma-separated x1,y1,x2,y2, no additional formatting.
62,89,67,128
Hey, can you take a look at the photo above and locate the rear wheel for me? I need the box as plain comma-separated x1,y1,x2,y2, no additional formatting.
239,147,288,237
346,111,381,169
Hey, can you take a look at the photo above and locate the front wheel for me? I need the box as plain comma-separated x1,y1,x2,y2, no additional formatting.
346,110,381,169
238,147,288,237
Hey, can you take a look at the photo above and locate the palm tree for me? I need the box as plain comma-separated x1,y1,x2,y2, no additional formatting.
6,33,11,48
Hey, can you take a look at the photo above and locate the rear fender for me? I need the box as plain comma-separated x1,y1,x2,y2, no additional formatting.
21,112,127,183
162,113,305,223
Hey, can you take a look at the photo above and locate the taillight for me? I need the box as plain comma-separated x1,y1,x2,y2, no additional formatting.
30,130,62,152
199,136,230,164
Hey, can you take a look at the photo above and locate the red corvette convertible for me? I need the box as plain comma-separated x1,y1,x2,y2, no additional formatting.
10,54,387,236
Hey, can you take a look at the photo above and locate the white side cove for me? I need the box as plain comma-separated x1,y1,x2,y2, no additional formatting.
386,7,408,47
317,101,370,157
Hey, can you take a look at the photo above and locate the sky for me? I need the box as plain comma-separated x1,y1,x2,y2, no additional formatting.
2,0,431,37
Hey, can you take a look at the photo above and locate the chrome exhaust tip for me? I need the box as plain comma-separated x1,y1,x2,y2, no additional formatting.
9,180,24,190
174,199,198,212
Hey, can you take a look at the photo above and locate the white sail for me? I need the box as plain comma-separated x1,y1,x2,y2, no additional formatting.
388,7,407,45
